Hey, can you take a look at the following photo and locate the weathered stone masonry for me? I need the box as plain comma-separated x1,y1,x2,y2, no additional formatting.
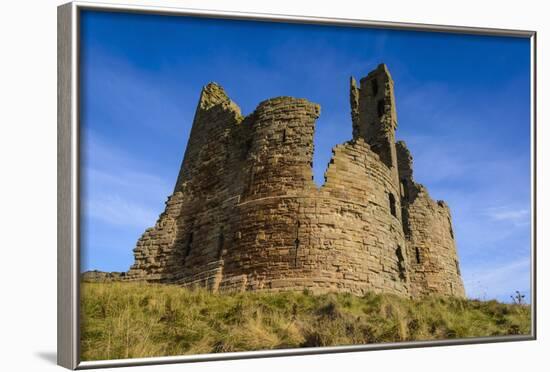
126,64,465,298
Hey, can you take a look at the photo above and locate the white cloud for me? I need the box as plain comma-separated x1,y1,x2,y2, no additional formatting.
86,194,159,228
82,132,173,230
86,168,171,202
484,206,530,227
83,167,171,229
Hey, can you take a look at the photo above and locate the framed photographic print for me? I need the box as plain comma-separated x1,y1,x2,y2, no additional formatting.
57,1,536,369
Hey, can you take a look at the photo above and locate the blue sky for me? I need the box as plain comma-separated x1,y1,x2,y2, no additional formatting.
80,10,532,303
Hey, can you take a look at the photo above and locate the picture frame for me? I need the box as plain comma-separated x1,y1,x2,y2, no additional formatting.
58,1,537,369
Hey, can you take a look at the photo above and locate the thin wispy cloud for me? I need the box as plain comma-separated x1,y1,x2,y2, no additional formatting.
82,45,195,136
83,167,171,228
81,130,173,269
85,194,159,228
86,168,171,201
463,257,531,302
484,206,530,227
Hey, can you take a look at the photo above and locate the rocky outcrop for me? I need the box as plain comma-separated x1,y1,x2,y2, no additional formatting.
81,270,126,283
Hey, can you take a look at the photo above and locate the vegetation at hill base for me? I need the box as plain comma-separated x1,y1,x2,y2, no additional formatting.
81,282,530,361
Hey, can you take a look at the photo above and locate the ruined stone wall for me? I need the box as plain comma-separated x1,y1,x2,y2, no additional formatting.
397,141,465,297
127,83,249,287
311,139,410,295
216,137,410,296
126,64,465,299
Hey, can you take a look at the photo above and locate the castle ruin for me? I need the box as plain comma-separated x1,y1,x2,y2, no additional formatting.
126,64,465,298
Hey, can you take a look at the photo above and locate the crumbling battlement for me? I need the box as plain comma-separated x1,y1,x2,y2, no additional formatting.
126,63,465,298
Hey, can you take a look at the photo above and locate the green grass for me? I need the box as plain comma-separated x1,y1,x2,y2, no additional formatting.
80,282,530,361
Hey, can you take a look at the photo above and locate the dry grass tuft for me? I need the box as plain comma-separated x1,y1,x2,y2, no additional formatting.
80,282,531,361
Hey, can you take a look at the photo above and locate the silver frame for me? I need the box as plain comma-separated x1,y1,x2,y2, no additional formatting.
57,1,537,369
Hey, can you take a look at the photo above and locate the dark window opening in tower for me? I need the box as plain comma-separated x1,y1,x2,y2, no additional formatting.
282,129,286,143
247,165,255,195
217,229,225,259
377,99,385,118
415,247,421,264
389,192,397,217
184,232,194,258
294,220,301,267
396,246,406,281
401,179,409,200
455,259,461,275
242,138,253,160
371,78,379,96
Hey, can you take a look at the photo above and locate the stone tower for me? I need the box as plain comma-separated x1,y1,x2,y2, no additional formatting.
126,64,465,298
351,64,398,174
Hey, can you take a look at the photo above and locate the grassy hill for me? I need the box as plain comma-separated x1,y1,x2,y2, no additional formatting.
80,282,530,361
